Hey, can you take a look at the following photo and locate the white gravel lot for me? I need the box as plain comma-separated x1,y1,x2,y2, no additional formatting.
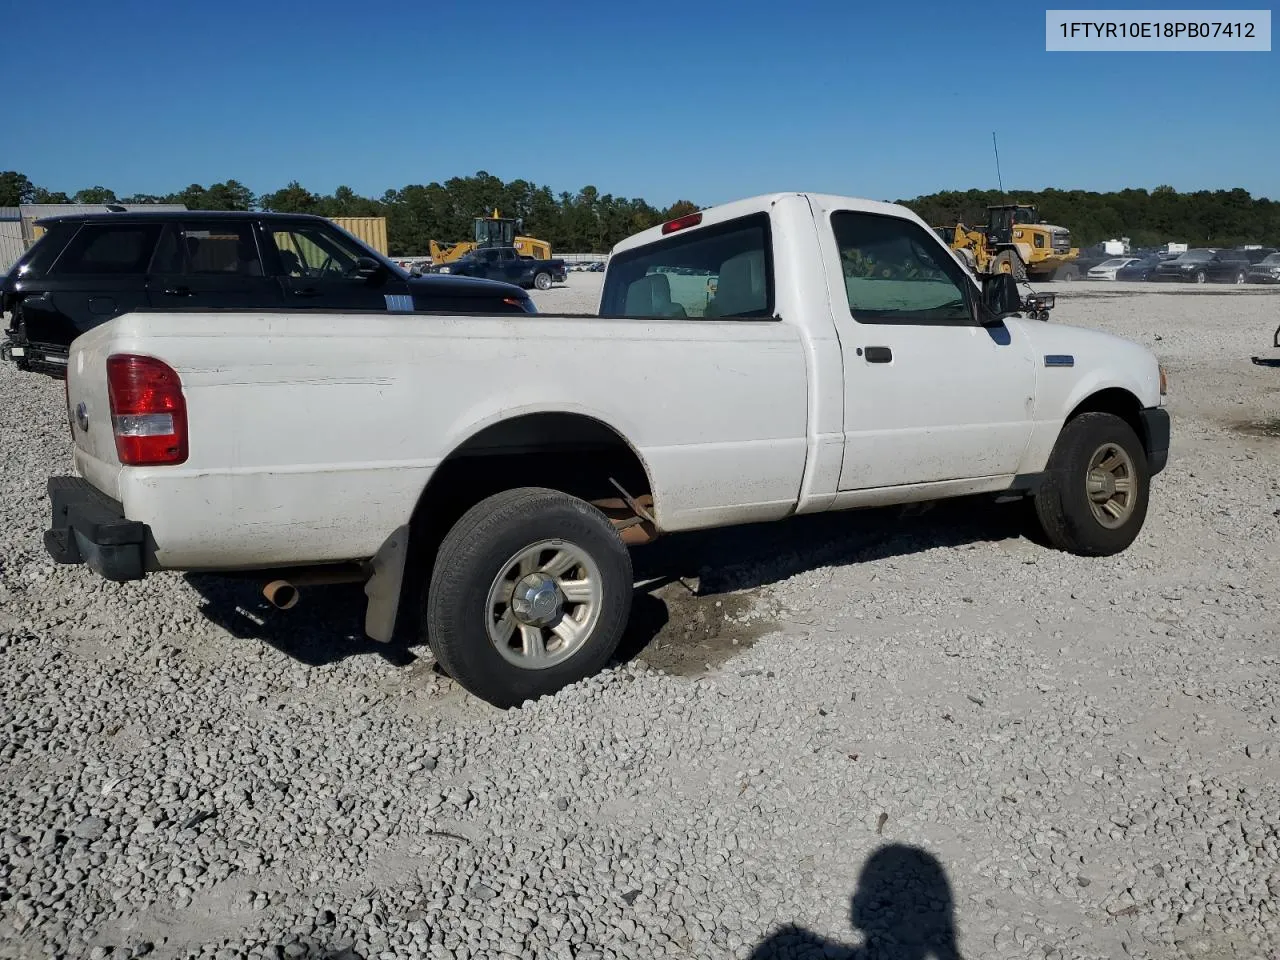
2,276,1278,960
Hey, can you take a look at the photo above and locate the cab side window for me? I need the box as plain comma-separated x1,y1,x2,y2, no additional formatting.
151,222,263,276
832,212,974,325
271,224,366,278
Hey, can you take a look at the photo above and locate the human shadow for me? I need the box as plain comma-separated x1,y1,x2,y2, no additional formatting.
748,845,961,960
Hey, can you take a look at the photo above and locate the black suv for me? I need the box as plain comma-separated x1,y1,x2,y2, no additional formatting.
1152,247,1278,284
2,210,534,376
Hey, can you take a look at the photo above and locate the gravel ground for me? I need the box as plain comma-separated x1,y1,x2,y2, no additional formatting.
2,277,1278,960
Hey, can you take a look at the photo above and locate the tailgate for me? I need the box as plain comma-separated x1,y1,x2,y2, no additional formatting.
66,327,123,502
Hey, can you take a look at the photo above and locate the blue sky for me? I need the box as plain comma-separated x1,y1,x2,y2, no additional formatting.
4,0,1276,205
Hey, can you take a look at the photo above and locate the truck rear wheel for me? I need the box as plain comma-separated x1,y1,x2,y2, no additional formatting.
1032,412,1150,556
424,487,633,708
533,272,552,291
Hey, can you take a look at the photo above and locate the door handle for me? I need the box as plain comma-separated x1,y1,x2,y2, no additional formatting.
292,287,321,297
161,287,192,297
863,346,893,363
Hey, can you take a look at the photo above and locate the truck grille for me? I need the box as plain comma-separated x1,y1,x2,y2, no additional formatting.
1051,232,1071,252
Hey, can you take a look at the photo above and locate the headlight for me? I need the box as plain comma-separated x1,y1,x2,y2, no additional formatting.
438,267,451,274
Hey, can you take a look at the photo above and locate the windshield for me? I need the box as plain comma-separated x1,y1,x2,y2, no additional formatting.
1097,259,1129,268
1175,249,1214,262
1260,253,1280,265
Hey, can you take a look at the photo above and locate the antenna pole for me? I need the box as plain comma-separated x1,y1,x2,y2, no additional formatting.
992,132,1006,197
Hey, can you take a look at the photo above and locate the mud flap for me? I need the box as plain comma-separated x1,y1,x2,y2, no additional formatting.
364,525,409,643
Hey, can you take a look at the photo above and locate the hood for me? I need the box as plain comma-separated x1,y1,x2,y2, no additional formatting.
1157,260,1197,270
406,274,528,300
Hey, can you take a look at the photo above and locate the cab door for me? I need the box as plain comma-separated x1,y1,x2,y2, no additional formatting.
814,204,1038,490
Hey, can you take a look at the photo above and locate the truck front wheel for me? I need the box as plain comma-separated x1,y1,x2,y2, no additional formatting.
1032,412,1151,557
424,487,633,708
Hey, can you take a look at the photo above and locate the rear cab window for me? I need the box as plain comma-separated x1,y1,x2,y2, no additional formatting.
601,214,774,319
49,223,163,275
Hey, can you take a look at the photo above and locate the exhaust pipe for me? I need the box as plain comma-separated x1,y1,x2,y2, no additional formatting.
263,580,300,610
260,564,368,610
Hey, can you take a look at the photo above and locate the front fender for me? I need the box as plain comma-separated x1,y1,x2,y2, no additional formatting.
1010,319,1163,473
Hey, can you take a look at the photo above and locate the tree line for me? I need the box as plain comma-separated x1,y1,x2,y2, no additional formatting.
3,170,1276,254
0,170,697,256
899,186,1280,250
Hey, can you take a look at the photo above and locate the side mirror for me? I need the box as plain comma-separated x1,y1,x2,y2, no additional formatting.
980,272,1021,323
353,256,383,280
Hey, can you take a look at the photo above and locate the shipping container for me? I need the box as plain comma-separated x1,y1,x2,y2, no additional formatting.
329,217,388,256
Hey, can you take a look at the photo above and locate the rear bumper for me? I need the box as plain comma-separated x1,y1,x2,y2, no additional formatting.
1140,407,1170,477
2,336,69,376
45,476,152,582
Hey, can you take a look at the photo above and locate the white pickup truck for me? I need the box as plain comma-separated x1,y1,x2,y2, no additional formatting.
46,193,1170,707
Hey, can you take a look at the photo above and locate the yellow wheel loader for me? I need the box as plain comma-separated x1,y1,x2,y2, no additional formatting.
936,204,1078,281
428,210,552,265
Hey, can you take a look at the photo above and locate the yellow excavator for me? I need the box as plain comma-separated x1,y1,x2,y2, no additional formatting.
935,203,1078,281
428,210,552,265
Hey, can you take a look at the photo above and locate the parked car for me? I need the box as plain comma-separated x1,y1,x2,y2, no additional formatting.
1087,257,1144,280
1,211,534,376
1246,252,1280,284
434,246,567,290
1153,248,1269,284
45,192,1168,707
1114,256,1165,281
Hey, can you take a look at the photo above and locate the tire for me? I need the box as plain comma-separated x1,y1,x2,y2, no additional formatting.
1032,412,1151,557
991,250,1027,281
424,487,633,708
1193,270,1207,284
533,272,552,291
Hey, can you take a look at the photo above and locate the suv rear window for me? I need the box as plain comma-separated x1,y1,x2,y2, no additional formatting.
10,222,79,277
600,214,773,319
50,223,163,275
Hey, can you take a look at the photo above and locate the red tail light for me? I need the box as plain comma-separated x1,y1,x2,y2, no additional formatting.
661,212,702,234
106,354,188,466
